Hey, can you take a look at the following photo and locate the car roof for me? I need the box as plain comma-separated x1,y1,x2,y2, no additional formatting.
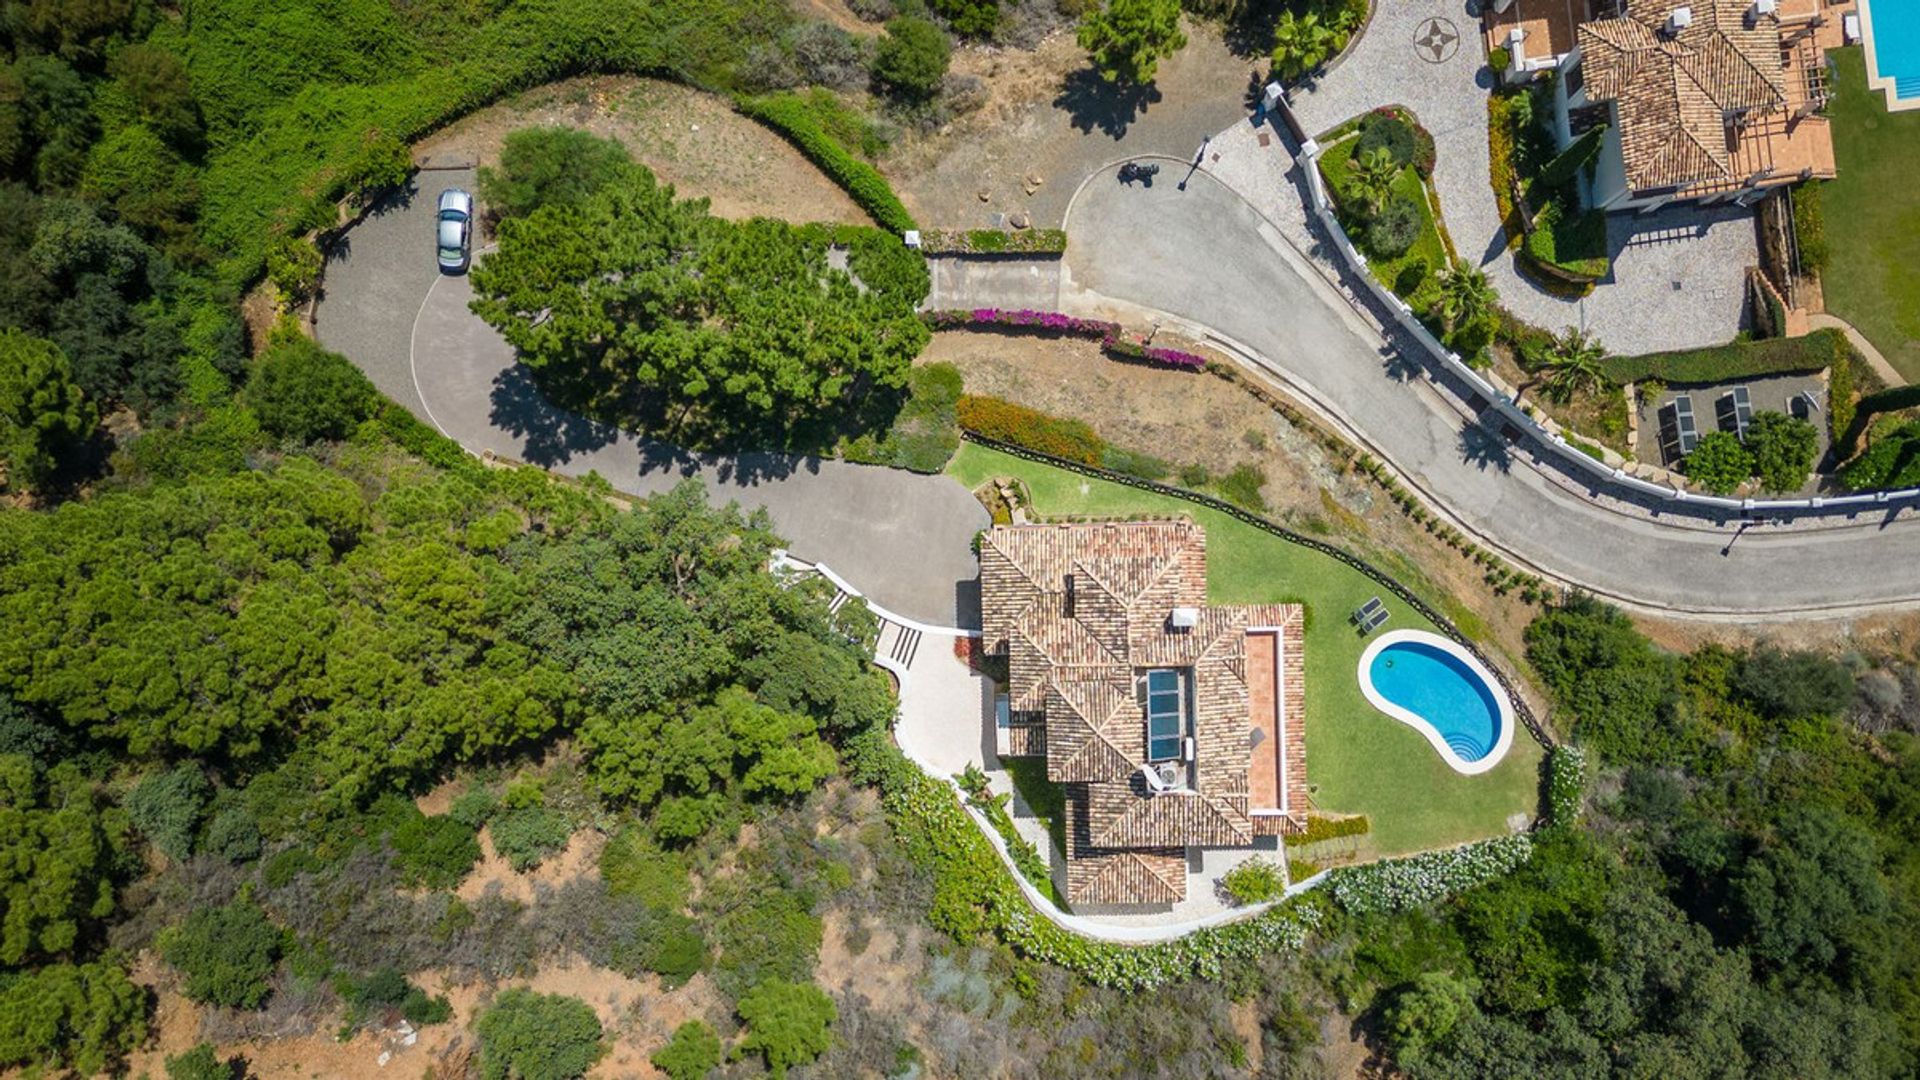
438,188,472,214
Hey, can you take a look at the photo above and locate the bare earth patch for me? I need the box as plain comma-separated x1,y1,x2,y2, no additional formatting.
415,76,868,225
886,23,1261,229
457,825,606,906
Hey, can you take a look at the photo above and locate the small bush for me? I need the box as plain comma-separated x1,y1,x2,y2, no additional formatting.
599,827,690,912
1221,859,1286,905
202,807,263,863
1366,197,1421,259
449,786,499,830
475,989,605,1080
956,395,1105,464
1215,462,1267,511
1100,445,1172,481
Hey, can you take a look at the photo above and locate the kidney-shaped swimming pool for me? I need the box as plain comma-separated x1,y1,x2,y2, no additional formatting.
1358,630,1515,775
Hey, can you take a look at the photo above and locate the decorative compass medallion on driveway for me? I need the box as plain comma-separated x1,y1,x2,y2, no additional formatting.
1414,17,1461,64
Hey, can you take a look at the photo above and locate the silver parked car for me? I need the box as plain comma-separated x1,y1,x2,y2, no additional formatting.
436,188,473,273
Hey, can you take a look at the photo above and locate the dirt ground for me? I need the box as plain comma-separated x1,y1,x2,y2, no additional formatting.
414,76,869,226
923,330,1549,673
886,21,1263,229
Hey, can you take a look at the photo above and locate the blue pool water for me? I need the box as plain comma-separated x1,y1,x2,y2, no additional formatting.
1868,0,1920,100
1367,640,1503,762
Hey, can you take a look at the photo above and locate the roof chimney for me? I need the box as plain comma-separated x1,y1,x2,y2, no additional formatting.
1169,606,1200,629
1747,0,1775,23
1667,5,1693,33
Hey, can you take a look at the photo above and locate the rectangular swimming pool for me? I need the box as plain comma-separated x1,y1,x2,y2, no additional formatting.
1861,0,1920,109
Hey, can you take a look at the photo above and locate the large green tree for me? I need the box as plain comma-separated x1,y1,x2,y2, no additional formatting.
1077,0,1186,85
0,329,95,493
469,166,928,445
736,979,836,1078
1743,410,1818,493
477,127,634,222
0,755,130,965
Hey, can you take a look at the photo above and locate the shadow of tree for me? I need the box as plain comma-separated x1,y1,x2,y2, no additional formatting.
1460,421,1513,472
1053,68,1165,139
488,364,620,467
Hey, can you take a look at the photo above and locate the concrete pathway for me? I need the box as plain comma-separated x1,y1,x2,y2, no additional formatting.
1058,145,1920,616
1810,313,1907,387
315,171,988,628
1285,1,1753,353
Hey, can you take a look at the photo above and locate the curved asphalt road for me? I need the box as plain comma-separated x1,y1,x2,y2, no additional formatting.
1062,166,1920,616
315,172,988,628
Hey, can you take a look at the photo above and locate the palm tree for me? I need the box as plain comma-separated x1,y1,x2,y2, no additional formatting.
1269,11,1335,82
1438,261,1495,331
1539,329,1610,403
1350,146,1398,215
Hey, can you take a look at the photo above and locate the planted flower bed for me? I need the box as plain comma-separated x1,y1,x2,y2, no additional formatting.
922,308,1209,370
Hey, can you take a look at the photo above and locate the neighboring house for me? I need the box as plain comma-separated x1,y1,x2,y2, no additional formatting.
978,519,1308,912
1486,0,1842,211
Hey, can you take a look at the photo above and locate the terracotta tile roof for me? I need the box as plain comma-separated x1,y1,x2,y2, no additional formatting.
1064,787,1187,906
1577,0,1792,192
979,520,1306,906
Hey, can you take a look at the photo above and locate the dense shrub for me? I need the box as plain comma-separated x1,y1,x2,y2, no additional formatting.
1608,327,1851,384
916,228,1069,255
202,806,263,863
165,1043,234,1080
0,960,148,1076
1366,197,1421,259
389,813,481,889
246,336,381,444
1534,125,1605,191
930,0,1001,35
599,827,690,912
737,979,837,1078
1794,181,1829,274
651,1021,724,1080
477,127,634,221
1355,113,1417,170
871,16,949,101
881,361,964,473
160,899,282,1009
1327,835,1535,915
1221,859,1286,904
955,395,1105,464
1215,462,1267,511
1682,431,1753,495
127,763,210,863
1284,814,1371,848
1736,646,1855,720
475,989,605,1080
489,806,571,872
737,93,916,232
1842,420,1920,490
1744,410,1818,492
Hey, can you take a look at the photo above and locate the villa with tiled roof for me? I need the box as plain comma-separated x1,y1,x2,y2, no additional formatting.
978,519,1308,911
1485,0,1841,210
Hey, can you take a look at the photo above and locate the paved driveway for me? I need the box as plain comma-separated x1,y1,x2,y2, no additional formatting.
1286,1,1753,354
316,173,988,628
1060,164,1920,615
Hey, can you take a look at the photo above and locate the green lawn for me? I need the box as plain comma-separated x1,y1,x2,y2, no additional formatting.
1820,48,1920,381
950,444,1543,857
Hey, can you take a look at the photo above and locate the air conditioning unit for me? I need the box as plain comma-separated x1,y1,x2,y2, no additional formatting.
1155,762,1182,788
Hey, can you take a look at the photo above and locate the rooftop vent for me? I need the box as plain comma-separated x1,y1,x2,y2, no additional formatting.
1667,5,1693,33
1169,606,1200,629
1747,0,1775,23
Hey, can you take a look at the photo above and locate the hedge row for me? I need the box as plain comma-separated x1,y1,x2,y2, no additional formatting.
918,229,1068,256
1606,327,1851,385
851,733,1326,989
736,93,918,233
1283,814,1371,848
1836,381,1920,462
956,396,1105,465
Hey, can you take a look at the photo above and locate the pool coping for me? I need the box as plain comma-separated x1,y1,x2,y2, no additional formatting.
1858,0,1920,113
1357,629,1517,776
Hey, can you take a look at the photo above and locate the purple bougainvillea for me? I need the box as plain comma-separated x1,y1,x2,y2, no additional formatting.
921,309,1207,371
